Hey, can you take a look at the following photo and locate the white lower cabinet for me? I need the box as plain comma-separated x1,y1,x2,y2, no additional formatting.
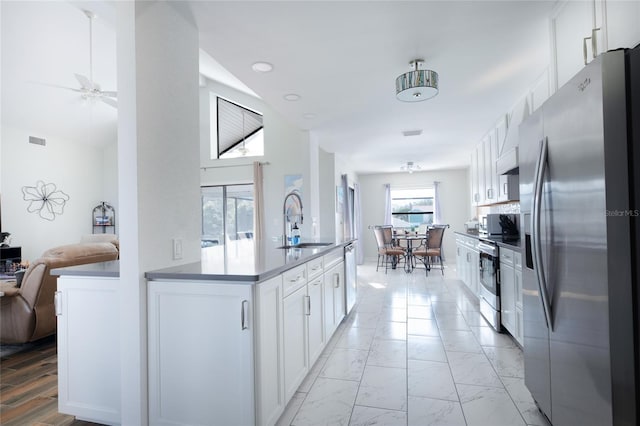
148,280,255,426
148,250,348,426
470,248,480,297
283,283,309,401
455,235,480,297
255,276,285,426
323,261,345,337
307,275,325,364
514,253,524,346
56,276,120,425
500,262,516,334
456,241,464,280
333,262,345,325
499,247,524,347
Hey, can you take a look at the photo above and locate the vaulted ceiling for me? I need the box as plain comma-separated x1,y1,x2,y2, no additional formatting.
2,1,556,173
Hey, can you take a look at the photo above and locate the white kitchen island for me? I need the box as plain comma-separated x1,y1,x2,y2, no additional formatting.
52,240,355,426
145,239,355,426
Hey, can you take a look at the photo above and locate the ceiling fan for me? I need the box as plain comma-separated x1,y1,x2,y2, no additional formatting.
46,10,117,108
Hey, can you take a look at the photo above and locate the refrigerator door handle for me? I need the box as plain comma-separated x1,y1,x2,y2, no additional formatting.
532,137,554,331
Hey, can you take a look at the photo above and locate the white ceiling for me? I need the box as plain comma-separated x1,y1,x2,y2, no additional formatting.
2,1,556,173
2,1,118,147
193,1,555,174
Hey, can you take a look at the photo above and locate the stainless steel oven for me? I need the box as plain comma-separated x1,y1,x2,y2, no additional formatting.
478,239,501,331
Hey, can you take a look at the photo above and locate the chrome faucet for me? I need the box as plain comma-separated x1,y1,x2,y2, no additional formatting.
283,192,304,244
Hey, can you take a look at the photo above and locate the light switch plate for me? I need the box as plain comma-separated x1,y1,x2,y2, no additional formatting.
172,238,183,260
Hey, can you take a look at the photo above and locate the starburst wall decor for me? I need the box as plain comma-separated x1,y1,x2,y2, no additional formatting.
22,180,70,221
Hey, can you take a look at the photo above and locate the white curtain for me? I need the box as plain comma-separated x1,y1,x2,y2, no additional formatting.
354,183,364,265
341,174,352,239
433,181,442,225
384,183,392,226
253,161,265,241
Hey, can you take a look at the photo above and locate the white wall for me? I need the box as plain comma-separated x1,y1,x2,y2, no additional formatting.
134,3,201,271
102,141,119,224
0,125,116,260
199,80,315,242
318,147,336,240
115,2,201,424
358,168,470,263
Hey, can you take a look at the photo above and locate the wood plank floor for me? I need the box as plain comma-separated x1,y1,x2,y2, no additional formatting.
0,336,101,425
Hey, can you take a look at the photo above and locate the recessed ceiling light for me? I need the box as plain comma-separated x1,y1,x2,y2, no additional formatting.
303,113,316,119
251,62,273,73
283,93,301,101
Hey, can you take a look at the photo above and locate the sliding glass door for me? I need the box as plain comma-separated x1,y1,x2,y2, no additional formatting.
201,184,254,268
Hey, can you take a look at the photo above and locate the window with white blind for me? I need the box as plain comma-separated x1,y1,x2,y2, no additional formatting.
216,97,264,159
390,188,434,228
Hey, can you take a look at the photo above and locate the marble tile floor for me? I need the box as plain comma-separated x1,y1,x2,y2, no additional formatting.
276,262,551,426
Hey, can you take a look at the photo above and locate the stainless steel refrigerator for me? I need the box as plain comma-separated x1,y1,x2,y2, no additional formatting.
520,46,640,426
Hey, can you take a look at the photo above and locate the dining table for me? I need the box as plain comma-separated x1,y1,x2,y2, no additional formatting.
393,232,428,272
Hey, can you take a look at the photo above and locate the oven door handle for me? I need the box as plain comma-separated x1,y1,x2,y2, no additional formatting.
477,242,497,255
531,137,553,331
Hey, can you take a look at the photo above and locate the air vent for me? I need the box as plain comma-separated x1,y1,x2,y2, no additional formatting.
29,136,46,146
402,130,422,137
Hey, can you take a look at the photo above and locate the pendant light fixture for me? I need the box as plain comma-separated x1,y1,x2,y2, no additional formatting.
396,59,439,102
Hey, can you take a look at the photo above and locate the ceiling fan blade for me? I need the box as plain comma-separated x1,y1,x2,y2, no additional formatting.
101,91,118,98
100,97,118,108
28,80,83,92
75,73,95,90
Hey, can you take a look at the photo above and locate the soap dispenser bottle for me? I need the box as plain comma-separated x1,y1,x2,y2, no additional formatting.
292,222,301,246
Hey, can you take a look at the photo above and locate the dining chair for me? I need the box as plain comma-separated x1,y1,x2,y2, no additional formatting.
373,226,406,273
413,224,449,275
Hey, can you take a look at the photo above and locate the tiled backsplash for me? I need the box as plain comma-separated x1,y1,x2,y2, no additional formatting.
476,202,520,217
474,202,521,231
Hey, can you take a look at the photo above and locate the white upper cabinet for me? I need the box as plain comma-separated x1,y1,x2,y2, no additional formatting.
551,0,640,93
551,0,603,91
604,0,640,51
495,115,508,158
470,150,480,206
476,143,486,205
530,69,550,113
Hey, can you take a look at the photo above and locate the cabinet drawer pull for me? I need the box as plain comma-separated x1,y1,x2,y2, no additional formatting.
289,274,303,283
334,273,340,288
54,291,62,316
241,300,249,330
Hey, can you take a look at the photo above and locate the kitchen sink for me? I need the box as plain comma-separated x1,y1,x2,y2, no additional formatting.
276,242,333,249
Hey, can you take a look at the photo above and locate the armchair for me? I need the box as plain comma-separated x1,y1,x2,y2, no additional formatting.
0,241,119,344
